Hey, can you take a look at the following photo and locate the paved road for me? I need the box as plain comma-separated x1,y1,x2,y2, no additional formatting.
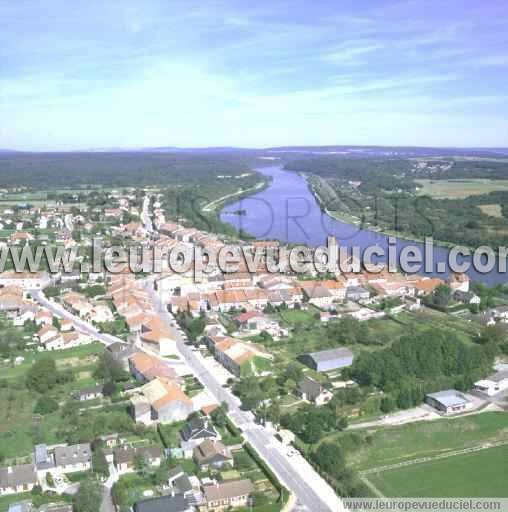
146,283,344,512
30,289,126,346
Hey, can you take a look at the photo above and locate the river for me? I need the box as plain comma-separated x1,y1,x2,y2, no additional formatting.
220,165,507,286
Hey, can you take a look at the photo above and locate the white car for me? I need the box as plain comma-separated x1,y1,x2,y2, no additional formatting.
286,449,298,457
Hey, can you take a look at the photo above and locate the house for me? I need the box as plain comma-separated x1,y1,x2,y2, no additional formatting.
87,304,114,323
207,336,273,377
133,494,194,512
474,370,508,396
0,271,50,290
299,347,354,372
163,465,196,499
298,376,333,406
448,272,470,293
8,502,33,512
425,390,473,415
300,283,335,308
345,286,370,302
54,444,92,473
0,464,38,495
73,385,104,402
202,479,254,512
193,439,233,470
35,309,53,326
454,290,481,305
234,311,273,332
129,352,179,383
114,445,162,475
130,377,193,425
492,306,508,322
180,416,219,454
38,504,73,512
34,444,56,476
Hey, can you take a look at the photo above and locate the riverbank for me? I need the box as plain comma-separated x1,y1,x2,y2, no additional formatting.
202,179,269,212
305,172,482,252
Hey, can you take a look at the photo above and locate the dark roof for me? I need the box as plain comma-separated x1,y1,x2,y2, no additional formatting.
134,494,191,512
180,416,217,442
298,376,322,396
54,444,91,467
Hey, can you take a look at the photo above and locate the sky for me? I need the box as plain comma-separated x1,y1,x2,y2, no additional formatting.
1,0,508,150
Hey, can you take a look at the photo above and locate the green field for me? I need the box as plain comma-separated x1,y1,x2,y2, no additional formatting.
329,412,508,470
367,445,508,497
415,179,508,199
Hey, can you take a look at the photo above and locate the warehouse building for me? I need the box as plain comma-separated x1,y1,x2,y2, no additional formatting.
299,347,354,372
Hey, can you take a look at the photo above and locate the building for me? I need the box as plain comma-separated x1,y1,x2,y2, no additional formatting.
73,385,104,402
133,494,194,512
474,371,508,396
425,390,473,414
345,286,370,301
454,290,481,305
0,271,50,290
298,376,333,406
0,464,38,496
54,444,92,473
202,479,254,512
130,377,193,425
8,502,33,512
180,416,219,454
114,445,162,475
206,336,273,377
193,439,233,470
299,347,354,372
300,283,335,308
448,272,470,293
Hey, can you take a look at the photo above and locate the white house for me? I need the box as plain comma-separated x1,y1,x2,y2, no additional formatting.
474,371,508,396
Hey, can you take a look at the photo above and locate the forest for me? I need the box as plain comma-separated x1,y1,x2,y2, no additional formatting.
348,329,496,409
0,150,259,188
286,154,508,248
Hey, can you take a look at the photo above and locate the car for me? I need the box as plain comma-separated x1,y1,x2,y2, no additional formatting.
286,449,298,457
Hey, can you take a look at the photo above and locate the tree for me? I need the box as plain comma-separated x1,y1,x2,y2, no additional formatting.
94,352,129,383
92,447,109,478
73,479,103,512
380,395,397,413
430,284,453,307
34,396,59,415
26,357,58,392
283,362,303,384
312,443,346,478
134,453,152,479
103,381,117,397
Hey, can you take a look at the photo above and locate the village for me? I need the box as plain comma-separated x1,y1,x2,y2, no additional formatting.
0,188,508,512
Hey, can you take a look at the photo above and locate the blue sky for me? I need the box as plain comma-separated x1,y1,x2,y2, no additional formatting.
1,0,508,150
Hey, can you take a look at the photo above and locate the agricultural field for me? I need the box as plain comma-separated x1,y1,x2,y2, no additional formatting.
415,179,508,199
335,412,508,471
479,204,504,218
367,444,508,497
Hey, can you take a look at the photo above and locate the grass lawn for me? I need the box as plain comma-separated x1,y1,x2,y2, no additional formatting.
367,444,508,497
276,306,320,327
158,421,185,448
326,412,508,470
415,179,508,199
